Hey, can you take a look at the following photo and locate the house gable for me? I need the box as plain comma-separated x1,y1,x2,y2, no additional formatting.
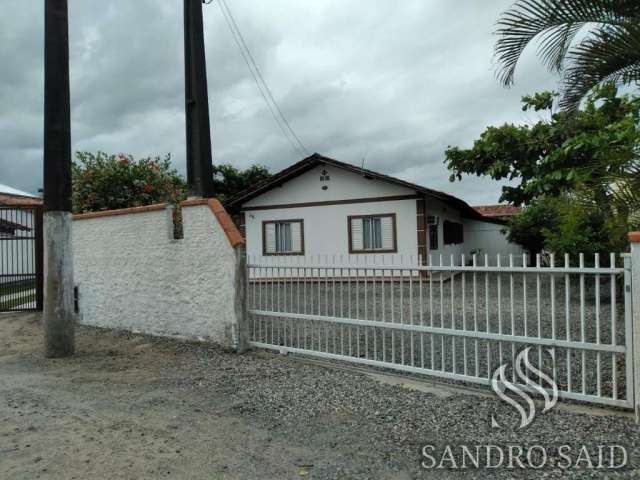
243,164,417,208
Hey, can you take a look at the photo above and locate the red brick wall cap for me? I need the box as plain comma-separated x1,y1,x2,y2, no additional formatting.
629,232,640,243
73,198,245,248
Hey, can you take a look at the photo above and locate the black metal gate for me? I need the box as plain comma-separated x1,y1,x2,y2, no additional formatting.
0,205,43,312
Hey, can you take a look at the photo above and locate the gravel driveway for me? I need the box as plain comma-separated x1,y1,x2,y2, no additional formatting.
2,311,639,479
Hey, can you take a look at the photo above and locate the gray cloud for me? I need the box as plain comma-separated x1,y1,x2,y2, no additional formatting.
0,0,557,204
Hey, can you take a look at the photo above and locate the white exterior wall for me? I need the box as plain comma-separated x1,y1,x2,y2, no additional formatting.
245,198,418,266
463,219,525,263
73,204,239,346
243,165,419,266
424,197,465,265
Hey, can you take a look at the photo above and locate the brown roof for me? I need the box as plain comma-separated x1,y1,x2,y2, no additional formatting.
225,153,506,224
473,204,521,218
0,193,42,206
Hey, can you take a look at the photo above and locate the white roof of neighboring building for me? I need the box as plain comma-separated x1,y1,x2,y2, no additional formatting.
0,183,38,198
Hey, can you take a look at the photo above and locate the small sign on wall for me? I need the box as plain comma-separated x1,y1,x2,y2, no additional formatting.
320,169,330,190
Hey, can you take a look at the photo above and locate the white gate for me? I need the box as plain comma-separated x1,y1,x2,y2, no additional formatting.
247,251,637,410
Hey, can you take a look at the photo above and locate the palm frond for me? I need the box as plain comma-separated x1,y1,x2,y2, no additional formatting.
560,24,640,110
495,0,632,86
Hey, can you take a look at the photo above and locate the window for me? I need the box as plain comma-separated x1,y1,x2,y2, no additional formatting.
348,214,397,253
428,224,439,250
443,220,464,245
263,220,304,255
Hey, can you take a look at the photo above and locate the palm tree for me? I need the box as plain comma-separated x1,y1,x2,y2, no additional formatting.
495,0,640,110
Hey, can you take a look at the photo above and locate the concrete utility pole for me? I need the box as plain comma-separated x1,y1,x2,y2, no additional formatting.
43,0,75,357
184,0,215,198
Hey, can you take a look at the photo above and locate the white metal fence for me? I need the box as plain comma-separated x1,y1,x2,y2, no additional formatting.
247,252,636,410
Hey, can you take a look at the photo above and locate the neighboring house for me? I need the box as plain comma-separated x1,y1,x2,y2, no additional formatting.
225,154,525,266
0,218,31,238
0,184,41,283
473,204,521,221
0,183,42,208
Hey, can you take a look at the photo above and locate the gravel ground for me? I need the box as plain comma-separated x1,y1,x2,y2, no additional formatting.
249,272,629,403
2,312,639,479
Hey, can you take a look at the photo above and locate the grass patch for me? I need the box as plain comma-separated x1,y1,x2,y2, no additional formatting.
0,293,36,310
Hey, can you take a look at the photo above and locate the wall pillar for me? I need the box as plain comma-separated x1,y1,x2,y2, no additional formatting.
234,243,249,353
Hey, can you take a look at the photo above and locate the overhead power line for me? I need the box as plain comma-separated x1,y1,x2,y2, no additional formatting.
215,0,309,157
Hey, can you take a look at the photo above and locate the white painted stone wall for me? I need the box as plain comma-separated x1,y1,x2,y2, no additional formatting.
73,204,239,346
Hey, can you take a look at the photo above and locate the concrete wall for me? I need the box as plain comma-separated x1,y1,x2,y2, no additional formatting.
73,201,242,347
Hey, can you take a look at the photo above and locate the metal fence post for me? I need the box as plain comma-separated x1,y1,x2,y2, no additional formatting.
629,232,640,421
234,243,250,353
35,206,44,311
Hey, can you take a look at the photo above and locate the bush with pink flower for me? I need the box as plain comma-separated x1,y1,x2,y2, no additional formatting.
72,152,186,213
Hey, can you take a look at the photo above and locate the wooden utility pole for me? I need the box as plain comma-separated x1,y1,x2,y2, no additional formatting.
184,0,215,198
43,0,75,357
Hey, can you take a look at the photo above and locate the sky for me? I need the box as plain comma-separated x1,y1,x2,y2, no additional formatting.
0,0,558,204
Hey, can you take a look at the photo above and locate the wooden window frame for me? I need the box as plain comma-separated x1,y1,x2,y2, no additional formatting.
347,213,398,254
262,219,305,256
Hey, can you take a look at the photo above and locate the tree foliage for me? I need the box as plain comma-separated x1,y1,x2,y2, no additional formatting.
446,84,640,255
506,195,627,259
495,0,640,110
212,163,272,202
72,152,186,213
445,84,640,210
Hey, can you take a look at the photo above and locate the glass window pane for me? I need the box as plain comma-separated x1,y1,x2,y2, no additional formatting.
363,218,371,250
373,218,382,249
284,223,291,251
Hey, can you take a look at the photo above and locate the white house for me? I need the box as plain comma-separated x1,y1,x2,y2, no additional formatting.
226,154,524,266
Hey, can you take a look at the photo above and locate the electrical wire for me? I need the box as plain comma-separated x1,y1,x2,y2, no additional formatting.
213,0,309,156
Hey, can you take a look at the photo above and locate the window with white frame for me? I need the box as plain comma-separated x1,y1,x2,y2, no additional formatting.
262,220,304,255
348,214,396,253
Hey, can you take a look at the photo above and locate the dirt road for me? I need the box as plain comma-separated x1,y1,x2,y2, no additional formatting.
1,313,638,479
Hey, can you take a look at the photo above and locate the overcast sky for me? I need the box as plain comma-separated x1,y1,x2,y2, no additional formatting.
0,0,558,204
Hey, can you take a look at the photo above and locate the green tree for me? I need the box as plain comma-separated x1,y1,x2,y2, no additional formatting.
72,152,186,213
445,84,640,213
506,197,559,257
212,164,272,202
495,0,640,110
